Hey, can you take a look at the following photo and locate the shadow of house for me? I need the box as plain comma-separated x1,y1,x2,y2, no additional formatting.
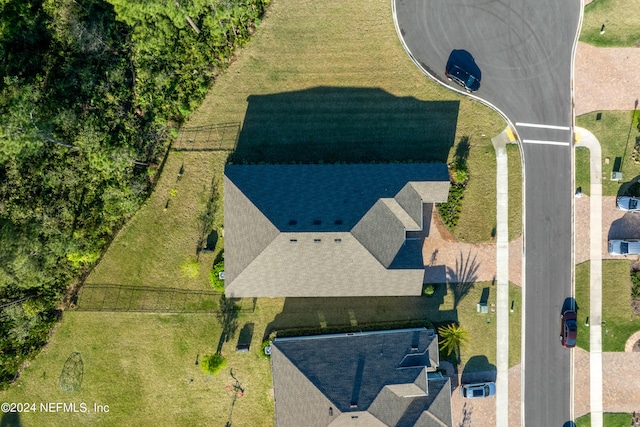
229,86,459,164
224,87,460,298
270,328,453,426
263,288,459,341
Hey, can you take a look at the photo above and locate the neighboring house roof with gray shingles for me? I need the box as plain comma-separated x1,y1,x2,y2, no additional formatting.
224,163,449,297
270,328,452,427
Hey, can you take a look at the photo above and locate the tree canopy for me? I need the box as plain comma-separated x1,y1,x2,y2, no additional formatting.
0,0,268,386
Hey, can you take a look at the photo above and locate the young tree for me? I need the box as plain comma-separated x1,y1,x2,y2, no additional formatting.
438,323,470,361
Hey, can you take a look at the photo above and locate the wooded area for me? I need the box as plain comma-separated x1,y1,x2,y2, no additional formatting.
0,0,268,386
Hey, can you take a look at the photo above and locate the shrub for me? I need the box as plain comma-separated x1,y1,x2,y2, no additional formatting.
436,184,465,230
632,270,640,299
261,340,272,359
423,284,436,297
201,353,226,376
209,261,225,291
450,163,469,185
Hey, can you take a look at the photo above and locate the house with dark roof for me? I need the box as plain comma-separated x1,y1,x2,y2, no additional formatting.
223,163,450,297
270,327,453,427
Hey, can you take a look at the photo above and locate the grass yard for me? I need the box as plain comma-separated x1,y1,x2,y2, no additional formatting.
576,111,640,197
575,260,640,351
1,283,521,426
0,308,279,427
575,261,591,350
507,144,524,241
580,0,640,47
86,151,227,291
264,282,522,371
575,146,591,196
575,412,633,427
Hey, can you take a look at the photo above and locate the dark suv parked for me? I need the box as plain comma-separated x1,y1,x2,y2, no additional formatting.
445,63,480,93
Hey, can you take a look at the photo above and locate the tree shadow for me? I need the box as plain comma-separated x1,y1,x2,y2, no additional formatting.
608,214,640,240
459,401,473,427
453,136,470,167
0,412,22,427
617,175,640,198
216,295,240,354
460,355,496,381
229,86,460,164
447,249,480,310
58,352,83,392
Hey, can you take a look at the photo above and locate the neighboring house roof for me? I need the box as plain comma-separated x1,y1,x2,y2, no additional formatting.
270,328,452,427
224,163,450,297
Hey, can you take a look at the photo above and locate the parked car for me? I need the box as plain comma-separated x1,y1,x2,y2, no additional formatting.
608,239,640,256
445,63,481,93
560,309,577,348
617,196,640,212
460,382,496,398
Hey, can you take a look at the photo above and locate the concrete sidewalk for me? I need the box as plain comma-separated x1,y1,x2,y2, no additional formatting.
493,129,513,427
575,126,603,427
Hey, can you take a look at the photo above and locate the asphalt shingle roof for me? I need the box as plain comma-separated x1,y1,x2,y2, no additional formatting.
271,328,452,427
224,164,449,297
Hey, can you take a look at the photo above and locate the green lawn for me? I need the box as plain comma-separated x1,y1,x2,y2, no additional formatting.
0,283,521,426
575,146,591,196
575,260,640,351
0,308,279,427
576,111,640,197
575,412,633,427
575,261,591,350
507,144,523,241
580,0,640,47
86,151,226,291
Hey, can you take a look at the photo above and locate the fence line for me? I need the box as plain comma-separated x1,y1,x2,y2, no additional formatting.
72,284,254,313
173,123,240,152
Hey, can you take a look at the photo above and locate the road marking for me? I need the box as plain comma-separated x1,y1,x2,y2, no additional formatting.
506,128,516,142
516,122,571,131
522,139,571,146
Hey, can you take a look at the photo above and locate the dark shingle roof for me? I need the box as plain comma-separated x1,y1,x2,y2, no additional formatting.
271,328,452,427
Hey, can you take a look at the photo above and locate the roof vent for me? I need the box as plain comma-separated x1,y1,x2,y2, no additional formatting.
411,345,419,351
334,239,342,243
290,239,297,243
289,220,297,225
313,220,321,225
335,219,343,225
350,403,358,409
329,407,333,416
313,239,321,243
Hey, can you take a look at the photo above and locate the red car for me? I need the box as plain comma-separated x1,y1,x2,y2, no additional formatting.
561,309,577,348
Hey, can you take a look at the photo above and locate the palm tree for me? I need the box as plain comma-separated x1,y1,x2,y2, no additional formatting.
438,323,470,361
